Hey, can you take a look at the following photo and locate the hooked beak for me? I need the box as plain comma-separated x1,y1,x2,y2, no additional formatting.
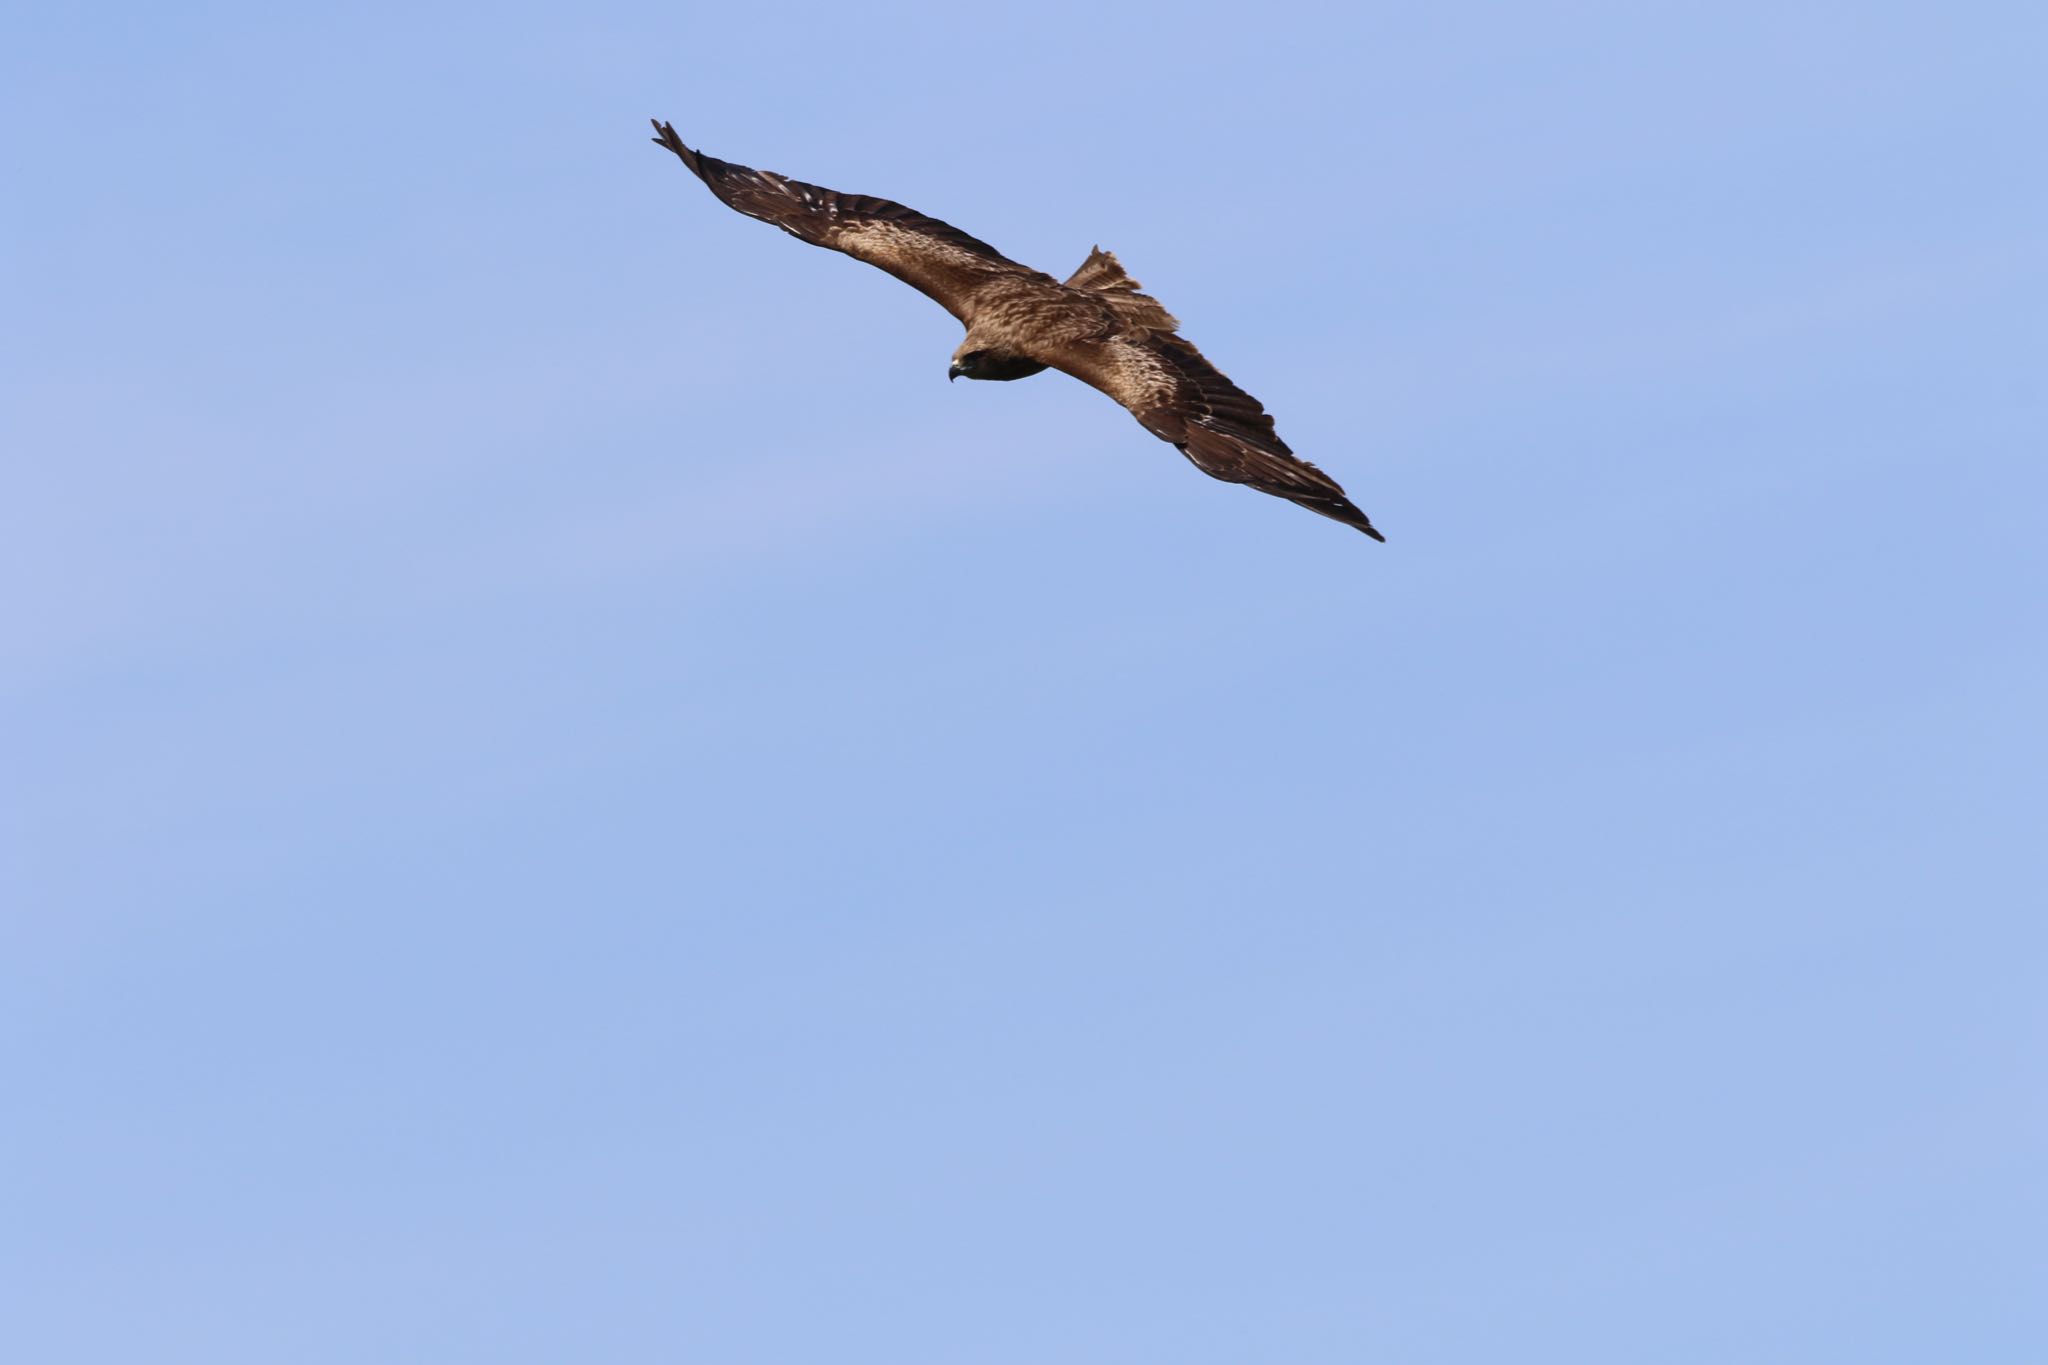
947,362,965,383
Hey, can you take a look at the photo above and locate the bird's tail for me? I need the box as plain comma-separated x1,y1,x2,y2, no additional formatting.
1065,247,1181,332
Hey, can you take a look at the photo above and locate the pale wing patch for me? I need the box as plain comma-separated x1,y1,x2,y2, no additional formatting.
836,220,983,263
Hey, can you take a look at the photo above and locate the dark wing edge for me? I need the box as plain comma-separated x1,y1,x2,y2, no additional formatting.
649,120,1036,320
1071,331,1385,541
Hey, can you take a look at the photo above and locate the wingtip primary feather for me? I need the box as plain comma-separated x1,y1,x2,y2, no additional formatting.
1172,422,1384,541
649,118,700,172
1321,496,1387,542
1323,493,1386,541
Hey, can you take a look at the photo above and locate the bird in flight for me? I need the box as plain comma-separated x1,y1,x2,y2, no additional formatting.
650,121,1383,541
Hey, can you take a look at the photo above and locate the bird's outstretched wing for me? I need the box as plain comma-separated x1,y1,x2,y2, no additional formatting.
651,120,1042,322
1051,330,1385,540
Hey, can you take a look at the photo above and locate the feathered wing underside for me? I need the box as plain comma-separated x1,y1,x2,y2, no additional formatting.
651,120,1040,321
1052,331,1385,540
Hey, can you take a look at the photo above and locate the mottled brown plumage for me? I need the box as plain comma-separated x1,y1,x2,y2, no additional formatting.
650,120,1383,540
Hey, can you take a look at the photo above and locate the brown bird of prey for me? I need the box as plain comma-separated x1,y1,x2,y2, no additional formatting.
650,120,1383,540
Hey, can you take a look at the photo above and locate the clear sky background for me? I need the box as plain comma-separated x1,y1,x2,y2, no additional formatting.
4,2,2043,1361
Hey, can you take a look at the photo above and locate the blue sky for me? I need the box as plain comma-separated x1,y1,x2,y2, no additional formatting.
4,2,2044,1361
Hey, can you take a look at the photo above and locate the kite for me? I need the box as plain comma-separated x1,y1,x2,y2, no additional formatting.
652,121,1383,540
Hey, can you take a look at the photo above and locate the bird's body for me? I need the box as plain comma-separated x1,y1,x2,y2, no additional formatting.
651,121,1383,540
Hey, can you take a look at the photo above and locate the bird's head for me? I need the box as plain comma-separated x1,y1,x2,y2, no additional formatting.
947,345,1047,384
947,347,986,382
